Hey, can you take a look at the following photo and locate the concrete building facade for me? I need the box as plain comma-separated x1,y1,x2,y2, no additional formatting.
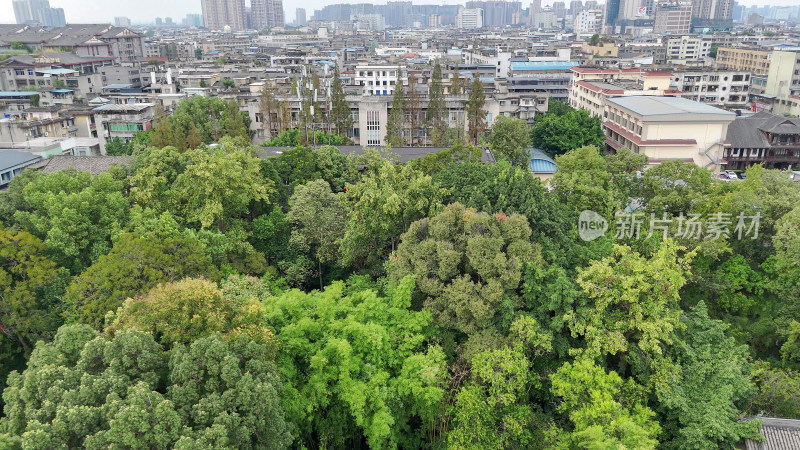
603,96,735,172
201,0,247,31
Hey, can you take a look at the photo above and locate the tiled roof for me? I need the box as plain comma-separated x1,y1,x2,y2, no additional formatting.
30,155,133,175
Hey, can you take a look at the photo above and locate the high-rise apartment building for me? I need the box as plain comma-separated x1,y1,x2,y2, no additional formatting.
251,0,285,29
527,0,541,25
456,7,484,28
573,9,603,33
114,17,131,27
296,8,307,26
653,1,692,34
13,0,66,27
466,1,522,27
201,0,247,31
691,0,733,22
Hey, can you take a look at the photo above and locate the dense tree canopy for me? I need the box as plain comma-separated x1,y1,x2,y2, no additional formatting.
0,101,797,449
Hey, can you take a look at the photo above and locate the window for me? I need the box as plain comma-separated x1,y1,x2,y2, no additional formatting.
366,110,381,146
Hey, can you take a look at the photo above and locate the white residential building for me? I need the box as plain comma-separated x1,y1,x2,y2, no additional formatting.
456,8,484,29
573,10,603,34
671,70,751,109
354,65,403,96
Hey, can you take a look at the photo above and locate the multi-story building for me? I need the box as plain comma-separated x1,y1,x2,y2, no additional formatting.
462,49,513,78
652,1,692,34
12,0,66,27
114,17,131,27
657,35,712,66
296,8,307,26
603,96,735,171
573,9,603,34
569,68,678,117
671,70,750,109
716,47,771,76
764,50,800,116
724,112,800,171
201,0,247,31
508,61,578,102
92,103,155,154
456,8,484,29
355,65,403,96
691,0,733,22
252,0,285,29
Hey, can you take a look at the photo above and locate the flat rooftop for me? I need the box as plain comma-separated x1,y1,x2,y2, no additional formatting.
606,96,736,120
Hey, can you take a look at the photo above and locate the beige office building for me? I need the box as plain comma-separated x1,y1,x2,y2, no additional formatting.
603,96,735,172
716,47,772,77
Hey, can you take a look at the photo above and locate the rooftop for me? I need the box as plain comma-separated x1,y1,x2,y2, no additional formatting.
510,61,579,72
0,150,42,171
606,96,736,119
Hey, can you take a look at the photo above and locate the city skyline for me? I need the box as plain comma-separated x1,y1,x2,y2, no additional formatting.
2,0,798,25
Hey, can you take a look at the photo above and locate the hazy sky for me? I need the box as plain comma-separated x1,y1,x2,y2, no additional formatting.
1,0,797,24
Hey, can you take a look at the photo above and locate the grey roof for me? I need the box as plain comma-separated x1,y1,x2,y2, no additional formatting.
258,145,496,165
606,96,736,121
0,150,42,171
727,112,800,149
30,155,133,175
745,418,800,450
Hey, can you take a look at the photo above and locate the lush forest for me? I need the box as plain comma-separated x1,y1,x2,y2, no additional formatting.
1,103,799,449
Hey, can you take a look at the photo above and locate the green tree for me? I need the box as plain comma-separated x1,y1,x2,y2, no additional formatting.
220,100,250,141
1,325,291,449
340,161,444,275
385,68,406,147
262,276,446,449
0,227,67,357
285,180,347,289
104,137,132,156
641,160,712,215
167,147,273,231
466,76,486,145
530,107,604,156
427,60,447,146
390,203,539,344
222,79,236,89
652,302,762,449
606,147,649,206
259,77,278,140
573,242,694,361
448,317,553,449
106,277,274,350
194,48,202,59
63,232,219,330
549,145,616,220
550,358,661,449
487,116,532,167
329,66,353,136
747,362,800,419
12,170,129,273
251,207,290,266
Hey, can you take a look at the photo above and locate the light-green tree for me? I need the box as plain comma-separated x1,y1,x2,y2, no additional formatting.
329,66,353,137
487,115,532,167
427,61,448,146
11,170,129,273
550,358,661,448
262,276,446,449
63,232,219,330
340,161,444,275
466,75,486,145
385,68,406,147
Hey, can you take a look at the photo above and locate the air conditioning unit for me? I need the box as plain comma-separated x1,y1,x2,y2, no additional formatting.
44,132,48,137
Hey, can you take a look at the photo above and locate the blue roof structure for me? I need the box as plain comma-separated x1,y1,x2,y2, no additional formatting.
52,89,74,93
510,61,579,72
529,148,557,174
36,68,78,76
0,150,42,172
0,91,38,97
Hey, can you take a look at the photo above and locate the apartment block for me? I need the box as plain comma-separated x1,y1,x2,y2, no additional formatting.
456,8,484,29
657,35,712,66
671,70,751,109
715,47,771,77
569,68,678,118
653,1,692,34
201,0,247,31
724,112,800,170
